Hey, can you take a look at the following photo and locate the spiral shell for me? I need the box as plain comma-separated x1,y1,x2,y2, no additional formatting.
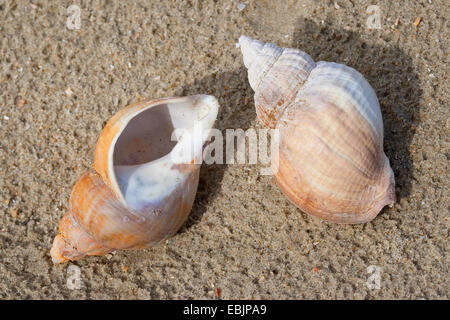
51,95,219,263
239,35,395,224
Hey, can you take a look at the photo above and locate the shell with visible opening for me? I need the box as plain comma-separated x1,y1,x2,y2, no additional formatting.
51,95,219,263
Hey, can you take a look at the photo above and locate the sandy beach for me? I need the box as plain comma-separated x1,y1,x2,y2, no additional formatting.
0,0,448,299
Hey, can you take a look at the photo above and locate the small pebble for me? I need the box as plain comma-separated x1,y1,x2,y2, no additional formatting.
17,99,26,108
10,209,18,218
237,3,246,11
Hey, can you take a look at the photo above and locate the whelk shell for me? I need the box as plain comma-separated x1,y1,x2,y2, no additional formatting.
239,35,395,224
51,95,219,263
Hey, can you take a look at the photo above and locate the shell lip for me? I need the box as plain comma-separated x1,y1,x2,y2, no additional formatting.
106,95,219,205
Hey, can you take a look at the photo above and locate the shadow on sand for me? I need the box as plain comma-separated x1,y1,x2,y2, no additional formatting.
178,18,420,231
175,67,255,232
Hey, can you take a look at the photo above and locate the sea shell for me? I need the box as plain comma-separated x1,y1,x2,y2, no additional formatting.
51,95,219,263
239,35,395,224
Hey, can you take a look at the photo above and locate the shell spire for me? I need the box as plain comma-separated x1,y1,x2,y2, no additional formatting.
239,35,316,128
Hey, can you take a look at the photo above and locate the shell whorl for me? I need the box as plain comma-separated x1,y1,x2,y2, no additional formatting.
239,35,316,128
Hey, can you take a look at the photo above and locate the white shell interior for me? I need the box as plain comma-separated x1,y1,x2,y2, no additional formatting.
110,95,219,211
